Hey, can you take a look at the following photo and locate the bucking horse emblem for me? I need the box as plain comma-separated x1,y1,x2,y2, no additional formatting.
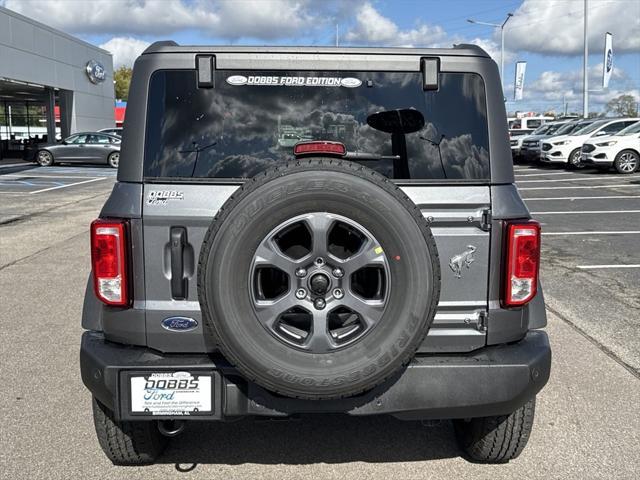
449,245,477,279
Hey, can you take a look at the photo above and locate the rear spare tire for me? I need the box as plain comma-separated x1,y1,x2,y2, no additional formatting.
198,159,440,400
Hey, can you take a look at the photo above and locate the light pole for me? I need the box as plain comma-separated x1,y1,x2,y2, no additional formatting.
583,0,589,118
467,13,513,91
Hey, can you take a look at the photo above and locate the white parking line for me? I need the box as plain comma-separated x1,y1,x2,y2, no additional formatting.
517,175,632,183
542,231,640,236
532,210,640,215
576,264,640,269
515,171,575,177
520,184,640,191
523,195,640,201
0,163,29,168
30,177,105,194
2,174,100,179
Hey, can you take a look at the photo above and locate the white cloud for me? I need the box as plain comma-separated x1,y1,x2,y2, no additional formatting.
341,3,513,67
100,37,150,68
505,0,640,55
345,2,446,46
519,64,639,112
2,0,318,40
210,0,316,40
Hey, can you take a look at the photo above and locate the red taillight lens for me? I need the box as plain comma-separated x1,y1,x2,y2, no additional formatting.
502,220,541,307
293,141,346,157
91,219,129,306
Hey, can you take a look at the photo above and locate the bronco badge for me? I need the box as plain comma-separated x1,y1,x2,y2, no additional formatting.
449,245,477,279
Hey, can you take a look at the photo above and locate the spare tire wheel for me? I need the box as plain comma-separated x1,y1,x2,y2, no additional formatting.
198,159,441,400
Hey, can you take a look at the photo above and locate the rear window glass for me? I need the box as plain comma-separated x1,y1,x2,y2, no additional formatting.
144,70,490,180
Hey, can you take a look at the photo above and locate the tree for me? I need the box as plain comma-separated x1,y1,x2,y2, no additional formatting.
113,66,133,101
605,94,639,117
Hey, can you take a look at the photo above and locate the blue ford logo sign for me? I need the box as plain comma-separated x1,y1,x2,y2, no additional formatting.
86,59,106,84
606,50,613,72
161,317,198,332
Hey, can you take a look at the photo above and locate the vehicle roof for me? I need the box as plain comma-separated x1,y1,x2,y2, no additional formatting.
602,117,640,122
142,41,490,58
70,131,121,138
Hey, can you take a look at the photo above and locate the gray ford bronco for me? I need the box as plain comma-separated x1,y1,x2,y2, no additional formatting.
81,42,551,465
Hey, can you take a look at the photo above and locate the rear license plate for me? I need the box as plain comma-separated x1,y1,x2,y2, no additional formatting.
130,372,212,416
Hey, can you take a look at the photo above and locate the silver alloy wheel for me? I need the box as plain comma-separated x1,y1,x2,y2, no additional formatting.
250,212,390,353
108,152,120,168
569,149,582,167
37,150,52,166
618,152,638,173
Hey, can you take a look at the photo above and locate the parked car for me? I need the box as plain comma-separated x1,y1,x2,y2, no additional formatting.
33,132,121,168
541,117,639,168
512,121,566,161
81,42,550,466
98,127,123,137
508,116,554,133
509,117,555,159
519,120,581,162
581,120,640,173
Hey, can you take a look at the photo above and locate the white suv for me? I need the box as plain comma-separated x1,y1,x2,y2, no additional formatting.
541,118,639,168
581,121,640,174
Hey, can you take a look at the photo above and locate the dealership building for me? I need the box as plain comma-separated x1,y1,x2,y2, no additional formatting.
0,6,115,159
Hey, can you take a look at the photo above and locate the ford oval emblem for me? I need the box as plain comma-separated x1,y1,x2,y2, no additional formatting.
340,77,362,88
161,317,198,332
226,75,248,86
85,59,106,84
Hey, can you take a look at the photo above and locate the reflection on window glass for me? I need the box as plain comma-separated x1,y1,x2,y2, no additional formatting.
144,70,490,180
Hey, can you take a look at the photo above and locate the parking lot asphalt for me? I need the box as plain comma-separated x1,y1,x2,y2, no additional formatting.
1,161,639,479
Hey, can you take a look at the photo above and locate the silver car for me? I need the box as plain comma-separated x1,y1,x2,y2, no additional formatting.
35,132,121,168
98,127,123,137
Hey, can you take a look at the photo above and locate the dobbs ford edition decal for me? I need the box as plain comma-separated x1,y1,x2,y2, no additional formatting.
226,75,362,88
147,190,184,206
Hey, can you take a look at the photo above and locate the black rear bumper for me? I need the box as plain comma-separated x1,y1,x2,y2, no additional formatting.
80,330,551,421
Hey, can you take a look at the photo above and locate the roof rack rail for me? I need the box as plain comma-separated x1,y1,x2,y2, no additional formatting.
143,40,179,55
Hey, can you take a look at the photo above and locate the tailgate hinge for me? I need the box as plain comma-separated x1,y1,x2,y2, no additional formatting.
481,208,492,231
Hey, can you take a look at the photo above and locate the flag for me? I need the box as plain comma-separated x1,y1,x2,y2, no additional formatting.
514,61,526,100
603,32,613,89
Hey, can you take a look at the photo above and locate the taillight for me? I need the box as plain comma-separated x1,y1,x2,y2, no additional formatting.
91,219,129,306
293,141,346,157
502,220,541,307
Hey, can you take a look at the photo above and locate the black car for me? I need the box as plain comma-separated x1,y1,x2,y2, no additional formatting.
34,132,121,168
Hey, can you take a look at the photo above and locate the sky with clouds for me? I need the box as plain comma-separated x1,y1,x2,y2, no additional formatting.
2,0,638,114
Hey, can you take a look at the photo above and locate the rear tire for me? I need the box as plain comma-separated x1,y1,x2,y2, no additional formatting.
36,150,54,166
613,150,639,174
453,397,536,463
92,397,167,466
107,152,120,168
198,159,440,400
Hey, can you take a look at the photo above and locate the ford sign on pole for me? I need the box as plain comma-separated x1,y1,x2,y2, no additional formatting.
514,61,526,100
603,32,613,89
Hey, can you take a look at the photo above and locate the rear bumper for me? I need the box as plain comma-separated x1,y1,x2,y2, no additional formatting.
80,330,551,422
